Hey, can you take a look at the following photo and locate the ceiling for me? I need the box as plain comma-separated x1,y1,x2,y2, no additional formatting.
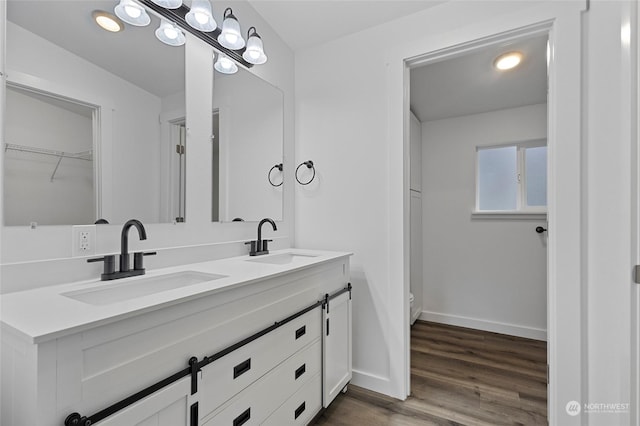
410,34,548,122
8,0,185,98
247,0,444,51
8,1,546,121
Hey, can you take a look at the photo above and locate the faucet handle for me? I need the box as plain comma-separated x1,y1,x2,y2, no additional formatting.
245,240,258,256
134,251,157,271
262,239,273,253
87,255,116,277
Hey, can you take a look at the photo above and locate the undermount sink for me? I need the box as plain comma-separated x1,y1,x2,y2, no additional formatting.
246,252,318,265
62,271,227,306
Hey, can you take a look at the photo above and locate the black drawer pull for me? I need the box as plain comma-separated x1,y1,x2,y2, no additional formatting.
294,402,306,419
295,364,306,380
295,325,306,339
233,408,251,426
190,402,198,426
233,358,251,379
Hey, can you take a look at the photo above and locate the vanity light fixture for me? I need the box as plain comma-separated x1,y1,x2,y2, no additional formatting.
93,10,124,32
494,51,523,71
214,53,238,74
114,0,151,26
150,0,182,9
185,0,216,32
218,8,245,50
138,0,267,68
155,19,185,46
243,27,267,65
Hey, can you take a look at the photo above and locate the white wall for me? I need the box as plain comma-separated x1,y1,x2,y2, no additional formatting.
420,104,547,339
0,0,295,289
4,88,93,226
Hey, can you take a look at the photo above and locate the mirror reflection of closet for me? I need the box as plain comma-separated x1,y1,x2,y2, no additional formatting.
4,0,186,226
4,86,96,226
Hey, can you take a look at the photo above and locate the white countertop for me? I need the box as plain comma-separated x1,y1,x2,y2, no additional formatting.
0,249,351,344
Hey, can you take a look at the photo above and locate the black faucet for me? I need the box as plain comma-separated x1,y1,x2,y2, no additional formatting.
87,219,156,281
246,218,277,256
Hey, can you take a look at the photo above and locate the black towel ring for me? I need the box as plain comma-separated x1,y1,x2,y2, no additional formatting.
295,160,315,185
268,163,283,187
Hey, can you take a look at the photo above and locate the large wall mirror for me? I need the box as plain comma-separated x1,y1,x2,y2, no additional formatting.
4,0,186,226
212,66,284,222
4,0,285,228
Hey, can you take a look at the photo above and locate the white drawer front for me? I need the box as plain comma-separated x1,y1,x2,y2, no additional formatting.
199,308,321,419
201,339,321,426
262,373,321,426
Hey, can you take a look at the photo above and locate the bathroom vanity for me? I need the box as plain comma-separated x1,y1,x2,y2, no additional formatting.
0,249,352,426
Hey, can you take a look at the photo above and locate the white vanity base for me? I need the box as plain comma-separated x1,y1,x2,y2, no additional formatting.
1,250,352,426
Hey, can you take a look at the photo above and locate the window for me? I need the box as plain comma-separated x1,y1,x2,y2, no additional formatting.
475,140,547,215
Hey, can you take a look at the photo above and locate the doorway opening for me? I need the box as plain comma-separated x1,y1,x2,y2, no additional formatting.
4,83,98,226
406,27,550,422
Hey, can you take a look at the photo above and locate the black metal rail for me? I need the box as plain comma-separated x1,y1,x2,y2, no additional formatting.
64,284,351,426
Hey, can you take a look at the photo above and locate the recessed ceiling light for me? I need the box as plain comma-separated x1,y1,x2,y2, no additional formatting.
93,10,124,33
494,51,523,71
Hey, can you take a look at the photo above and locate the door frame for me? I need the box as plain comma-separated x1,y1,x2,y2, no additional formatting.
395,3,586,425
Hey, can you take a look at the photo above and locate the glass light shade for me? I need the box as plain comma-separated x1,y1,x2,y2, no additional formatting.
93,11,124,32
185,0,216,32
114,0,150,26
150,0,182,9
214,54,238,74
243,30,267,65
155,20,185,46
217,9,245,50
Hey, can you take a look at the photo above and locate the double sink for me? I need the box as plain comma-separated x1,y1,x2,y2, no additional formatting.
63,252,318,306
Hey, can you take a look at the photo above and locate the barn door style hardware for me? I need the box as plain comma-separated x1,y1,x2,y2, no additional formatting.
635,265,640,284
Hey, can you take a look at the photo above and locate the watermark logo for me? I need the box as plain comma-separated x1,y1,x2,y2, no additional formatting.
566,401,581,416
565,400,630,416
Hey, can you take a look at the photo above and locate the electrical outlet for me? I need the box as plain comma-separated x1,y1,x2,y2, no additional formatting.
72,225,96,257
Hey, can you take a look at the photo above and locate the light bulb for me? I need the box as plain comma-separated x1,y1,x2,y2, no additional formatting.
224,33,238,45
185,0,216,32
195,11,208,24
218,8,245,50
93,11,124,32
155,20,185,46
124,4,141,18
494,52,523,71
214,54,238,74
114,0,150,27
164,26,178,39
243,27,267,65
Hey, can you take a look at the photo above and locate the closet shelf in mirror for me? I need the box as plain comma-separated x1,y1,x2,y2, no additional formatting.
4,143,93,182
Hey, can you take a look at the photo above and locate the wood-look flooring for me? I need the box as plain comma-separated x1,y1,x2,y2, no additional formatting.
312,321,547,426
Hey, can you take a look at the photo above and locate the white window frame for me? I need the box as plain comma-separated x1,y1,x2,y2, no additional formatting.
473,138,547,219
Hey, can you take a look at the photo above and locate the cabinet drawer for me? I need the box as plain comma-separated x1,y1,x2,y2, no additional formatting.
199,308,320,419
201,339,321,425
262,373,321,426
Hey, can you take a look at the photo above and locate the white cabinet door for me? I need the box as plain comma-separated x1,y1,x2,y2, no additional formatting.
410,190,423,324
96,376,193,426
322,291,352,407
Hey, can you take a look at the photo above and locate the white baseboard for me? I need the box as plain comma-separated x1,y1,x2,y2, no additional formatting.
350,369,393,396
418,310,547,341
410,307,421,325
